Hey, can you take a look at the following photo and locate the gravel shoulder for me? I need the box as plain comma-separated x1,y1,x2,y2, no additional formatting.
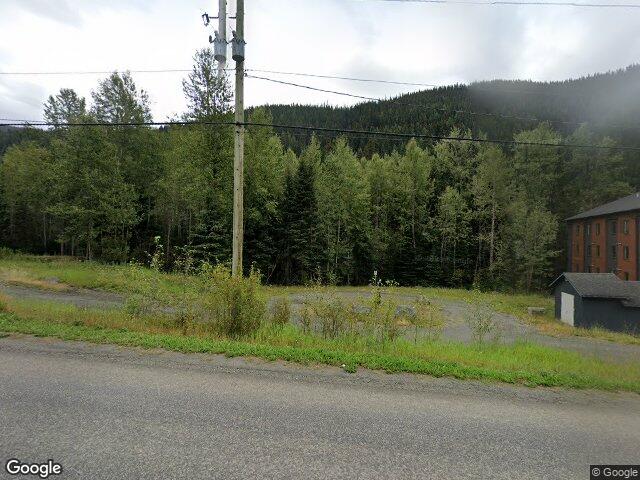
0,282,125,309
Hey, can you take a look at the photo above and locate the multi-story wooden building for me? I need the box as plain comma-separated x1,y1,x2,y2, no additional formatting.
566,192,640,281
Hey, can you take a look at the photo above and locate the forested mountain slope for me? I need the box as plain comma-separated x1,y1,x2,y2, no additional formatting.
262,64,640,159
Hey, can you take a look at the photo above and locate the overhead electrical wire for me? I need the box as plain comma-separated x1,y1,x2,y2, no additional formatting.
2,119,640,151
0,68,236,76
245,70,589,98
246,69,440,87
0,66,608,100
0,67,439,88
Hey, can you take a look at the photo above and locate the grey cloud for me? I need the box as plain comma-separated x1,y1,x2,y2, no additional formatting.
1,0,154,27
2,0,83,27
0,78,47,121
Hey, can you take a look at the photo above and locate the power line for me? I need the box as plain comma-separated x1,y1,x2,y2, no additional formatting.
368,0,640,7
247,74,382,102
253,121,640,150
0,120,233,128
246,74,640,131
247,69,440,87
0,68,235,76
0,65,617,99
0,66,437,87
0,118,47,123
2,118,639,151
250,69,587,98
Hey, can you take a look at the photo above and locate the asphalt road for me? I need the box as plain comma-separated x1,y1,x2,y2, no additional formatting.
0,336,638,480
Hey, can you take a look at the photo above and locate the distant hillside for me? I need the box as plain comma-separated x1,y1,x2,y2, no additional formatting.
0,126,48,157
260,64,640,158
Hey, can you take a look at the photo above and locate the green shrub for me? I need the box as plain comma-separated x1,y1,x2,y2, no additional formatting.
411,296,444,343
299,305,313,334
200,264,266,338
366,296,400,344
271,297,291,327
99,237,130,264
124,294,156,317
307,290,352,339
466,306,501,344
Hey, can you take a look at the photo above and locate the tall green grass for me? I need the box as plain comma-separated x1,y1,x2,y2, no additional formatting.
0,297,639,392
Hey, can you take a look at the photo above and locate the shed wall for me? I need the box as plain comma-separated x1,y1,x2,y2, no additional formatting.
580,298,640,334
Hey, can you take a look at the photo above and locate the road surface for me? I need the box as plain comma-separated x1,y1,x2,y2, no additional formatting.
0,335,638,479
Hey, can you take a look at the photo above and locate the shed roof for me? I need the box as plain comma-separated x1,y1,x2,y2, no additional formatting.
566,192,640,221
549,273,637,300
621,282,640,307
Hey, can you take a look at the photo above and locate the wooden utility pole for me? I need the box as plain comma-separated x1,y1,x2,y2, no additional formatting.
232,0,245,277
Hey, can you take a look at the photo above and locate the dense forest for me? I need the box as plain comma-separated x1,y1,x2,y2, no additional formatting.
0,51,637,290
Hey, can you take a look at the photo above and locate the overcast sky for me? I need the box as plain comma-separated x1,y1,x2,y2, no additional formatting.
1,0,640,122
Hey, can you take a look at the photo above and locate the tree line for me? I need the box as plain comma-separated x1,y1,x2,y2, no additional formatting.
0,49,633,290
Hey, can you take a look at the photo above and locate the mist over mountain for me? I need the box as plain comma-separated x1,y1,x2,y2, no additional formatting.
260,64,640,160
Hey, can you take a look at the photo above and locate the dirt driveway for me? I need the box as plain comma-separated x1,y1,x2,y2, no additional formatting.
1,282,638,363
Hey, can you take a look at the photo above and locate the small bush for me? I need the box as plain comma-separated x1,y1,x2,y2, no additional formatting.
299,304,313,334
271,297,291,327
368,297,400,344
304,289,353,339
410,296,444,343
200,264,266,338
99,237,130,264
466,306,500,344
315,296,350,339
124,294,156,317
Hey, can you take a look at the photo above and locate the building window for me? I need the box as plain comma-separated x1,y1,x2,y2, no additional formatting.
611,221,617,235
623,219,629,234
576,224,580,236
625,272,630,281
624,245,630,260
576,243,580,254
596,245,600,257
596,223,600,236
612,245,617,260
587,245,592,257
586,224,591,237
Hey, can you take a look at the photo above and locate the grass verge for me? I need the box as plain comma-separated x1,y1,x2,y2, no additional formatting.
1,253,638,345
0,299,638,393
